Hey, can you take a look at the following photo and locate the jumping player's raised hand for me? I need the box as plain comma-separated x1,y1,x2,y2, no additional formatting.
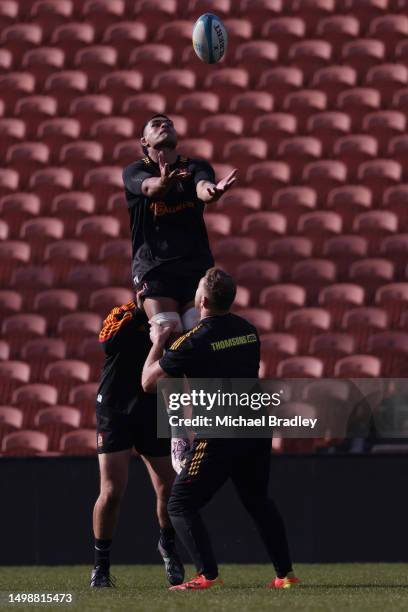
158,151,191,187
205,168,238,202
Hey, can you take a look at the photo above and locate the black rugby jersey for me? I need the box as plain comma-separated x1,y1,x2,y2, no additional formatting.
122,155,216,283
159,313,260,379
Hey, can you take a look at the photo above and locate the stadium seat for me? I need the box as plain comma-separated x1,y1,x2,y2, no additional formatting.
82,0,125,38
342,39,385,78
306,112,350,156
0,341,10,362
44,240,88,284
133,0,177,33
175,92,219,130
342,306,388,352
3,314,46,358
266,237,312,279
233,285,251,309
277,137,321,182
297,211,342,254
0,119,25,160
76,216,121,258
311,65,357,107
234,41,278,83
177,138,213,160
154,21,193,57
204,213,232,243
7,143,49,189
252,113,297,153
245,162,290,205
337,87,381,131
0,72,35,114
68,383,98,416
15,96,57,139
213,237,258,276
90,117,133,157
288,40,332,80
261,18,305,60
112,140,144,168
0,48,12,72
285,307,330,352
236,261,281,303
51,23,95,58
20,217,64,263
310,332,355,376
45,360,90,404
0,291,22,318
292,0,335,29
257,67,303,109
31,1,72,35
83,166,122,202
241,212,287,250
204,69,249,111
214,188,262,233
69,95,112,135
0,24,42,64
223,138,267,173
0,406,23,441
213,163,236,183
22,47,65,87
276,356,323,378
383,185,408,229
376,283,408,327
128,43,172,85
259,284,306,329
187,0,231,19
363,111,406,154
318,283,365,329
283,90,327,132
58,312,102,355
388,136,408,181
44,71,88,114
34,289,78,334
380,234,408,277
349,258,394,302
368,331,408,377
60,428,96,455
0,1,18,31
199,114,243,151
60,141,103,186
0,170,18,201
151,69,197,111
29,167,73,207
35,405,81,451
10,266,53,306
292,259,336,303
66,265,110,307
358,160,401,202
235,308,274,334
327,185,372,231
221,19,253,57
333,135,378,181
104,192,129,234
270,186,316,231
0,240,30,287
239,0,282,32
353,211,398,255
88,287,133,318
98,240,132,285
0,193,40,238
0,361,30,404
74,46,118,89
334,354,381,378
365,64,408,106
77,337,104,383
0,220,9,241
368,14,408,56
323,235,368,279
302,161,347,205
316,16,359,54
21,338,66,383
123,93,167,134
37,118,80,162
260,333,298,376
1,430,48,456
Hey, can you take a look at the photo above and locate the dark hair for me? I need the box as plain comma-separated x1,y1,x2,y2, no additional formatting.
141,114,172,154
204,267,236,311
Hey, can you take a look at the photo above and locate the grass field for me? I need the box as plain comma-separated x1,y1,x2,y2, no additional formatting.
1,564,408,612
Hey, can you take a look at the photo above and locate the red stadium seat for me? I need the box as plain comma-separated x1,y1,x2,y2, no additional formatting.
0,220,9,241
76,216,121,258
316,16,359,54
307,112,350,156
260,284,306,329
277,137,321,182
337,87,381,131
105,192,129,233
90,117,133,156
35,405,81,451
342,39,385,78
388,136,408,181
175,92,219,129
98,240,132,285
45,359,90,404
327,185,372,231
236,260,280,303
368,331,408,377
380,234,408,277
0,341,10,362
252,113,297,153
366,64,408,106
285,307,331,352
68,383,98,414
239,0,282,34
178,139,213,160
59,141,103,186
266,238,312,279
349,258,394,302
369,14,408,56
297,211,342,254
288,40,332,80
277,356,323,378
213,237,258,276
358,160,401,202
82,0,125,38
257,67,303,108
311,66,357,106
180,46,219,87
65,266,110,307
133,0,177,33
69,95,112,135
2,430,48,456
0,406,23,440
310,332,355,376
128,44,172,84
77,337,104,383
200,114,244,151
123,93,167,134
154,21,193,57
291,0,335,31
152,69,195,111
270,186,316,231
7,143,49,188
204,69,249,111
234,308,274,334
22,47,65,87
0,193,40,238
60,428,96,455
34,289,78,334
245,162,290,204
261,18,305,59
10,266,53,306
83,166,122,201
88,287,133,318
0,119,25,160
20,217,64,263
383,185,408,229
234,41,278,83
260,333,298,377
44,70,88,114
333,135,378,181
221,19,253,56
31,1,72,35
214,188,262,233
223,138,267,173
376,283,408,327
0,291,22,318
29,168,73,207
0,72,35,114
363,111,406,154
74,46,118,89
319,283,365,329
334,354,381,378
0,48,12,72
37,118,80,162
112,140,144,168
15,96,57,139
323,235,368,279
0,361,30,404
204,212,232,243
353,211,398,255
0,241,30,288
0,24,42,64
0,169,19,199
241,211,286,246
2,314,46,358
187,0,231,19
283,89,327,131
45,240,88,284
51,23,95,59
21,338,66,383
292,259,336,303
342,306,388,352
0,1,18,31
302,161,347,205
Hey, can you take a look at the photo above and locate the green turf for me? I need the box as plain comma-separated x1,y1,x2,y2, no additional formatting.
1,565,408,612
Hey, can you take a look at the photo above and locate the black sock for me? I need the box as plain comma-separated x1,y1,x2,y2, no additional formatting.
94,538,112,569
159,527,176,551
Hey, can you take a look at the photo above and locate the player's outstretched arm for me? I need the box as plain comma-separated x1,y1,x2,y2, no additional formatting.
196,168,237,203
142,151,191,198
142,322,173,393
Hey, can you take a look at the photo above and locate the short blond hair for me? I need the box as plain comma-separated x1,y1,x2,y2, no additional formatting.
203,267,236,311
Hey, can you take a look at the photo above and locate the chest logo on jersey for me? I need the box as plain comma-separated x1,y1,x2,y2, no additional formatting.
210,334,258,351
150,201,196,217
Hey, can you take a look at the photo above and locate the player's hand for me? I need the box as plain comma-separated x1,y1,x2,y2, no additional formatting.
206,168,237,202
158,151,191,187
149,320,175,346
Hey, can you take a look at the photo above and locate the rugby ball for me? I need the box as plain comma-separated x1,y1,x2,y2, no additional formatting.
192,13,228,64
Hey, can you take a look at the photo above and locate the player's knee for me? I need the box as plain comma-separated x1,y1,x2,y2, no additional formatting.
149,312,183,333
181,307,199,331
100,480,125,507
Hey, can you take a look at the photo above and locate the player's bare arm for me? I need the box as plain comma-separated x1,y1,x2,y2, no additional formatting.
142,151,192,198
196,168,238,203
142,322,172,393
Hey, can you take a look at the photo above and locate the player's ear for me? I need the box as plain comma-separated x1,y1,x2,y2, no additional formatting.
140,136,148,148
202,295,210,309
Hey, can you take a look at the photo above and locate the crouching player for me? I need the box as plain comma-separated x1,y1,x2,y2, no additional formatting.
90,300,184,588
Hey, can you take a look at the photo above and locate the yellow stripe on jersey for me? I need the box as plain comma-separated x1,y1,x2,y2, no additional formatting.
170,323,202,351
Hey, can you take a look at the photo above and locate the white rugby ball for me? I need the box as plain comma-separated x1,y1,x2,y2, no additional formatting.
192,13,228,64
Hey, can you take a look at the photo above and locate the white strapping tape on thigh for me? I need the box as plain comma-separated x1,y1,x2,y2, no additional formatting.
181,307,199,331
149,312,183,332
